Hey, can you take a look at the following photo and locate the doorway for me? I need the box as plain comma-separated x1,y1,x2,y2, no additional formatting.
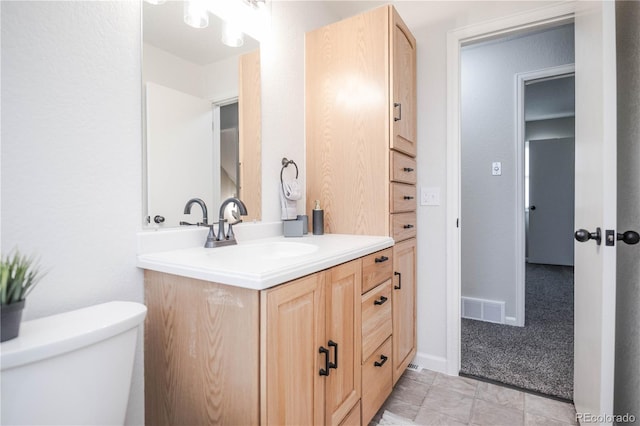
458,25,576,400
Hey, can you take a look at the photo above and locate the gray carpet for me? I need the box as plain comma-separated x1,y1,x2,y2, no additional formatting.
460,263,574,400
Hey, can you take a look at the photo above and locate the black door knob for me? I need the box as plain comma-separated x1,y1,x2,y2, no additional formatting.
575,228,602,245
530,205,536,211
618,230,640,245
154,215,165,224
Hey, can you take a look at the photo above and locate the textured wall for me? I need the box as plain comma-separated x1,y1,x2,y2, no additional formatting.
460,25,574,319
614,0,640,419
1,1,144,423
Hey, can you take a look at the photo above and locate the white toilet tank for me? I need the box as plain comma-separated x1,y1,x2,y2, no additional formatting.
0,301,147,425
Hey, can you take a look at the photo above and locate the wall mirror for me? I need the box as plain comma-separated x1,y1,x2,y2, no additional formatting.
143,0,262,228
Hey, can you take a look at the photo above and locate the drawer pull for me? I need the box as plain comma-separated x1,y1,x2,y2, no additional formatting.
374,255,389,263
328,340,338,370
394,271,402,290
403,167,414,172
403,224,414,229
319,346,330,376
403,196,414,200
394,102,402,122
374,296,388,306
374,354,389,367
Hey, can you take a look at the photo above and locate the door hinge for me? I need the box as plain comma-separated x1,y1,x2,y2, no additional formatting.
456,218,460,228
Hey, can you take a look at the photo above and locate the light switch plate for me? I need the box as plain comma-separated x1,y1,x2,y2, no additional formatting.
421,187,440,206
492,162,502,176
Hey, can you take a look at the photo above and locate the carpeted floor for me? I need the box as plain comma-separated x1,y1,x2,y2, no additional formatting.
460,263,574,400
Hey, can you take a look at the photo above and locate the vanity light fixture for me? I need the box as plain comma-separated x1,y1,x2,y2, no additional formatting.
183,0,209,29
221,21,244,47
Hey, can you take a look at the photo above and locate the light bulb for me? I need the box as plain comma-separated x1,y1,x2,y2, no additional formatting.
183,0,209,29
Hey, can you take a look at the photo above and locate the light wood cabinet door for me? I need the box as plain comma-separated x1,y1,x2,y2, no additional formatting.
325,260,362,426
261,272,326,426
392,238,417,384
390,8,417,157
144,271,260,426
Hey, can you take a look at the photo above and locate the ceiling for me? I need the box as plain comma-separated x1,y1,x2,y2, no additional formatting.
322,1,561,33
143,1,259,66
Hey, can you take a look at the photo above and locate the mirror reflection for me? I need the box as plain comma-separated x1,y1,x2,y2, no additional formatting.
143,0,262,228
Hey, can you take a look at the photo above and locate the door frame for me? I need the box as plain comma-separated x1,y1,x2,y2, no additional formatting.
445,2,576,376
515,64,575,327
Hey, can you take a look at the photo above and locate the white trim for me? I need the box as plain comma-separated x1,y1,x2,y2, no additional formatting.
413,352,448,375
446,1,577,375
514,64,575,328
505,316,518,326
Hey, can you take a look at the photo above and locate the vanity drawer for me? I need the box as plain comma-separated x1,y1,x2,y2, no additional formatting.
390,183,417,213
361,280,392,362
362,337,393,426
362,248,393,294
391,212,416,241
390,151,417,184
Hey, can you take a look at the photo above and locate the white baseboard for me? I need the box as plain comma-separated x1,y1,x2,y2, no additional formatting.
412,352,447,374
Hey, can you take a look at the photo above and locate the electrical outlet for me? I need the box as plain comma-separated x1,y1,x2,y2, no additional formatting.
421,187,440,206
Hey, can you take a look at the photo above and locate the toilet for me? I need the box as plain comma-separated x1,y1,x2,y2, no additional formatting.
0,301,147,425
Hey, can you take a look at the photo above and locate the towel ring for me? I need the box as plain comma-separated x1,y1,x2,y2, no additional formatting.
280,157,299,183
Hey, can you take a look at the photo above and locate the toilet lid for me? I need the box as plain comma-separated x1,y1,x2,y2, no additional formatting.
0,301,146,370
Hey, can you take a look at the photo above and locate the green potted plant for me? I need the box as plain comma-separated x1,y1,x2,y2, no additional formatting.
1,251,44,342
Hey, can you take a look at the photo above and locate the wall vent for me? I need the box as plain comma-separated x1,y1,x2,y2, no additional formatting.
461,297,505,324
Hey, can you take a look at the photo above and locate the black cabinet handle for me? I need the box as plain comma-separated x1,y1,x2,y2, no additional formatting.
328,340,338,370
375,255,389,263
374,354,388,367
394,271,402,290
319,346,330,376
374,296,388,306
403,224,414,229
394,102,402,122
403,167,414,172
403,196,414,200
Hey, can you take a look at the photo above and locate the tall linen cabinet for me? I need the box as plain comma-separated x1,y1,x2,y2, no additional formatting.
306,3,418,395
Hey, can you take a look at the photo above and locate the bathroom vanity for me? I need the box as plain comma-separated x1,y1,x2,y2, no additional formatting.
140,233,401,425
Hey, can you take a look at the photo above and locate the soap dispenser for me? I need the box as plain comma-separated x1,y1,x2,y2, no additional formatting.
312,200,324,235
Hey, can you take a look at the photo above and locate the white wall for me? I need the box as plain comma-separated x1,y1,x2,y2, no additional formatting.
143,43,204,98
260,1,338,222
614,0,640,418
460,25,574,320
1,1,144,424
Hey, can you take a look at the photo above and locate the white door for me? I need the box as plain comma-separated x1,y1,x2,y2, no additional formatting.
146,82,214,227
528,138,575,266
573,1,617,419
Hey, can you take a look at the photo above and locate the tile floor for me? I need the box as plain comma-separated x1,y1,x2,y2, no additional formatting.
373,369,578,426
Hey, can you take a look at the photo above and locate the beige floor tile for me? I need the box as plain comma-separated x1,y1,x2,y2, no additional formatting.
475,381,525,410
383,396,421,421
393,376,432,406
414,407,468,426
421,388,474,423
403,368,438,386
470,399,524,426
432,374,479,397
525,412,576,426
524,394,577,425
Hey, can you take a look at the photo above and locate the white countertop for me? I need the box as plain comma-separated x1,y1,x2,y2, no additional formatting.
137,233,394,290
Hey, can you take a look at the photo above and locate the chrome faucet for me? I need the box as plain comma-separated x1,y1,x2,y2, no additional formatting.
203,197,248,248
180,198,208,226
